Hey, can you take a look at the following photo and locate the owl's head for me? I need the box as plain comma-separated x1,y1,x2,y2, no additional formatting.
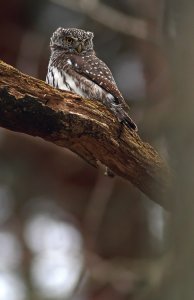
50,27,94,54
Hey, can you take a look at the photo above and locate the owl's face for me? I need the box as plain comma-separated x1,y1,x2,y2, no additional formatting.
50,27,94,54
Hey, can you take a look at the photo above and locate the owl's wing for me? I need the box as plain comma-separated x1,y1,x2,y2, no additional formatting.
69,54,130,111
49,53,137,130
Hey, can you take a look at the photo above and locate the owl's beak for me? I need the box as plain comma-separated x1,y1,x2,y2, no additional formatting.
76,43,82,53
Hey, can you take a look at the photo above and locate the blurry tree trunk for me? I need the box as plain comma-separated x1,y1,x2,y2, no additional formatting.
148,1,194,299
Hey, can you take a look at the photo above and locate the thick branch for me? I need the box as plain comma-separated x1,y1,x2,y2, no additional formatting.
0,60,171,209
51,0,152,41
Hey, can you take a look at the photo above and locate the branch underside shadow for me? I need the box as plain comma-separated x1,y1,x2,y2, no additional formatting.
0,60,171,209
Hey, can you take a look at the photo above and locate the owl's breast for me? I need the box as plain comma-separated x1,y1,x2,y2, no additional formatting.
46,66,84,96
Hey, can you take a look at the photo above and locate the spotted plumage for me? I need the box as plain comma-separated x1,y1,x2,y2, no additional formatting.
46,27,137,131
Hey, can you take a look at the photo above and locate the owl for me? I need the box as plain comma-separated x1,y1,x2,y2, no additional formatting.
46,27,137,131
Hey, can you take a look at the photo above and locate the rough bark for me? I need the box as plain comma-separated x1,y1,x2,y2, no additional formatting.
0,60,171,208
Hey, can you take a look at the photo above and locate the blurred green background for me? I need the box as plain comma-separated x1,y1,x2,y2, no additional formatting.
0,0,194,299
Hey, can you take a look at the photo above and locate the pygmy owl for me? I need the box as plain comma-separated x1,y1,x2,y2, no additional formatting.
46,27,137,131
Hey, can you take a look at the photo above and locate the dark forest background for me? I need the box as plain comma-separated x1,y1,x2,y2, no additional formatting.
0,1,194,299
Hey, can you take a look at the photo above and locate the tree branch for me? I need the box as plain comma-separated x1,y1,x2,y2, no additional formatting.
0,60,171,209
50,0,156,41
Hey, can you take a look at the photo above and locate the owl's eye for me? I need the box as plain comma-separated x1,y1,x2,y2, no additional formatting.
66,37,73,43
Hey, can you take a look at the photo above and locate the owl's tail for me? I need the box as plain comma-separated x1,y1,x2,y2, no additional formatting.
122,114,138,131
112,105,138,131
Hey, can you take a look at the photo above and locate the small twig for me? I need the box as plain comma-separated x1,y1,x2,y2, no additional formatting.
84,172,115,249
